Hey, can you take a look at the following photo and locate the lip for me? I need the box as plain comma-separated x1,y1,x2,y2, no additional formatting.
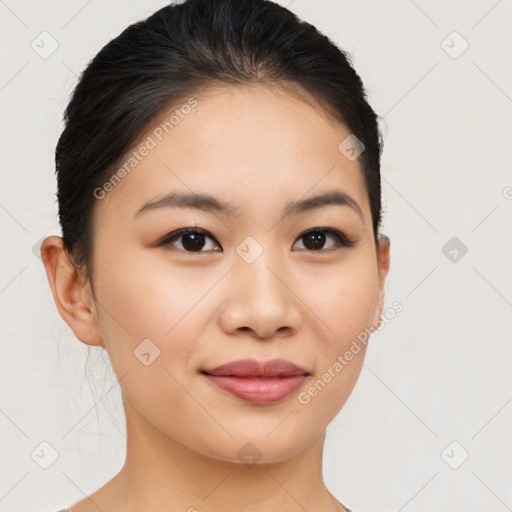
203,358,309,377
201,358,310,404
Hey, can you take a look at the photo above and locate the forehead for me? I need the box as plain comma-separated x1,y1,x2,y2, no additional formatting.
93,84,370,225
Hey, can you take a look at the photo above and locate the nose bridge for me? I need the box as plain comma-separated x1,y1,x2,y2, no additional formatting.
234,239,286,306
217,236,301,338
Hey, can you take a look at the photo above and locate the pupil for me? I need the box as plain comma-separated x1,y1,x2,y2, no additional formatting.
183,233,205,251
304,231,325,250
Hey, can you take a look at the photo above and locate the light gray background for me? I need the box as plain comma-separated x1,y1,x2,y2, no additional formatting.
1,1,511,511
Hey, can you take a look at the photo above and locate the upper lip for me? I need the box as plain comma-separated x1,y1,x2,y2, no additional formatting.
202,358,309,378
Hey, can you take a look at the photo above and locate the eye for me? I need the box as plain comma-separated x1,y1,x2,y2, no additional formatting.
158,226,356,254
293,227,356,251
158,228,221,253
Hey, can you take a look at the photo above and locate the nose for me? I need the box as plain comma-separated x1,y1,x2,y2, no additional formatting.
216,249,302,340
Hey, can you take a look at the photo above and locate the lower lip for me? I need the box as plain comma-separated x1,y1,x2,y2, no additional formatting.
203,374,308,404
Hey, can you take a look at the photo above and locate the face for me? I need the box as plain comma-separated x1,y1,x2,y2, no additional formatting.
45,84,390,465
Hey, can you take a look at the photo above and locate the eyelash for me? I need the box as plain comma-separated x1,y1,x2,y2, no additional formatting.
158,227,356,253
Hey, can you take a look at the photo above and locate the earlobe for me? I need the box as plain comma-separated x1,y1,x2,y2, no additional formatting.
40,236,104,347
377,234,391,276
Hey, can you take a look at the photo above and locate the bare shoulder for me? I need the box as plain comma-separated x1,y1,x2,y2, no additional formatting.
58,499,108,512
56,495,108,512
57,502,103,512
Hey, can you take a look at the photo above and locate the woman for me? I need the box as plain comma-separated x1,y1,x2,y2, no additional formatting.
42,0,391,510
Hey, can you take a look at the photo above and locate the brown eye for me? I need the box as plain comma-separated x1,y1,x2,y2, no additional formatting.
159,228,221,253
158,227,355,254
293,228,355,251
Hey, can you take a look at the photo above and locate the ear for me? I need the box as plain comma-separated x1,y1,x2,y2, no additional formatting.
370,234,391,330
40,235,104,347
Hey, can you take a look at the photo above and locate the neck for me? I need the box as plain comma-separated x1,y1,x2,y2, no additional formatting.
93,394,345,512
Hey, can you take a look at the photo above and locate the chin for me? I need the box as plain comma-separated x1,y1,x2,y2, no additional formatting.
196,429,317,466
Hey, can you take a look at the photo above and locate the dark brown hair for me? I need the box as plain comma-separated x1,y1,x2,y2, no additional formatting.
55,0,384,291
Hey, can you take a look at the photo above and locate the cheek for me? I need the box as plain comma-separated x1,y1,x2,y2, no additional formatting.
92,249,216,378
92,254,207,428
96,246,216,334
295,270,377,422
294,253,378,405
328,273,378,342
295,252,380,347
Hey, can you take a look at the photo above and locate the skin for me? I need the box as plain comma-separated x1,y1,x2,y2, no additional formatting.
41,83,390,512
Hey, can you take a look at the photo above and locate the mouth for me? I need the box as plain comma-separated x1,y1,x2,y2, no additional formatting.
201,358,310,404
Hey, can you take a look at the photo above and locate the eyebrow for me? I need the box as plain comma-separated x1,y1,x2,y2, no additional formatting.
134,190,365,223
